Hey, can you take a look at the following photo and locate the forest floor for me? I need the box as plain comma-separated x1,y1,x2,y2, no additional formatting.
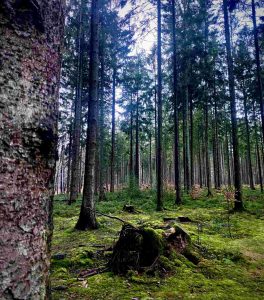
51,188,264,300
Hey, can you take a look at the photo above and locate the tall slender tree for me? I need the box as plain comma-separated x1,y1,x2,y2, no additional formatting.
98,25,107,202
223,0,243,210
75,0,100,230
69,0,85,204
135,90,140,187
110,67,117,192
171,0,182,204
157,0,164,211
251,0,264,142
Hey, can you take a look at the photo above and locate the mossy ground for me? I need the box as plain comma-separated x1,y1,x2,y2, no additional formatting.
51,187,264,300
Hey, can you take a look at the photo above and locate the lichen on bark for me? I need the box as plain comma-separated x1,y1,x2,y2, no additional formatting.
0,1,65,299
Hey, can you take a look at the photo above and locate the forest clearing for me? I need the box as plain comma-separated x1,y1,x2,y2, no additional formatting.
1,0,264,299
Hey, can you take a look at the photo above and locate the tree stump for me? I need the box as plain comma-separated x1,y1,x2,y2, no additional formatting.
109,223,197,274
123,205,136,213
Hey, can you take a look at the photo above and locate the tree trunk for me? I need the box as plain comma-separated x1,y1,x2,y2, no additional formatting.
253,102,263,192
98,27,106,202
213,97,220,189
69,0,84,204
183,84,190,193
66,124,73,194
251,0,264,142
190,91,194,187
75,0,100,230
242,83,255,190
198,138,203,188
149,133,153,187
171,0,181,204
129,94,134,187
156,0,164,211
0,1,64,298
225,125,232,187
223,0,243,210
205,102,213,196
135,92,140,187
110,67,116,192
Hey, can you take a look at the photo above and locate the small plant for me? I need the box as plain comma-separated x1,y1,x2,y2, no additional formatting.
191,184,202,200
196,222,203,245
223,187,235,238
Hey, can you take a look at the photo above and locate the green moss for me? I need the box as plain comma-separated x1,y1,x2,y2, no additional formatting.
197,259,224,279
141,228,164,254
51,187,264,300
130,274,160,284
159,255,175,271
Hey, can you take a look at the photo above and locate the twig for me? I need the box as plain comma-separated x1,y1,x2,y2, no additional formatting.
96,212,130,224
78,266,108,278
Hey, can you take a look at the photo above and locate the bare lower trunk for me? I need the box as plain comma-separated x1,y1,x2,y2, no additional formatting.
135,92,140,187
75,0,100,230
251,0,264,142
171,0,181,204
110,67,116,192
225,125,232,187
242,84,255,190
223,0,243,210
253,102,263,192
99,29,106,202
156,0,163,211
69,0,84,204
205,103,213,196
129,94,134,187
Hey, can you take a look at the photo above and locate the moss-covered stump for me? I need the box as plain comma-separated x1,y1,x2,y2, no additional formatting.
109,224,199,275
123,204,136,213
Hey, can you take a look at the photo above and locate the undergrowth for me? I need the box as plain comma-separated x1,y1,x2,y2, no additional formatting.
51,187,264,300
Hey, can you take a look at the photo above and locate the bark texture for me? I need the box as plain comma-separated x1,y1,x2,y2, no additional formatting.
171,0,181,205
156,0,163,211
75,0,99,230
0,1,64,299
251,0,264,142
69,0,84,204
110,67,116,193
223,0,243,210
